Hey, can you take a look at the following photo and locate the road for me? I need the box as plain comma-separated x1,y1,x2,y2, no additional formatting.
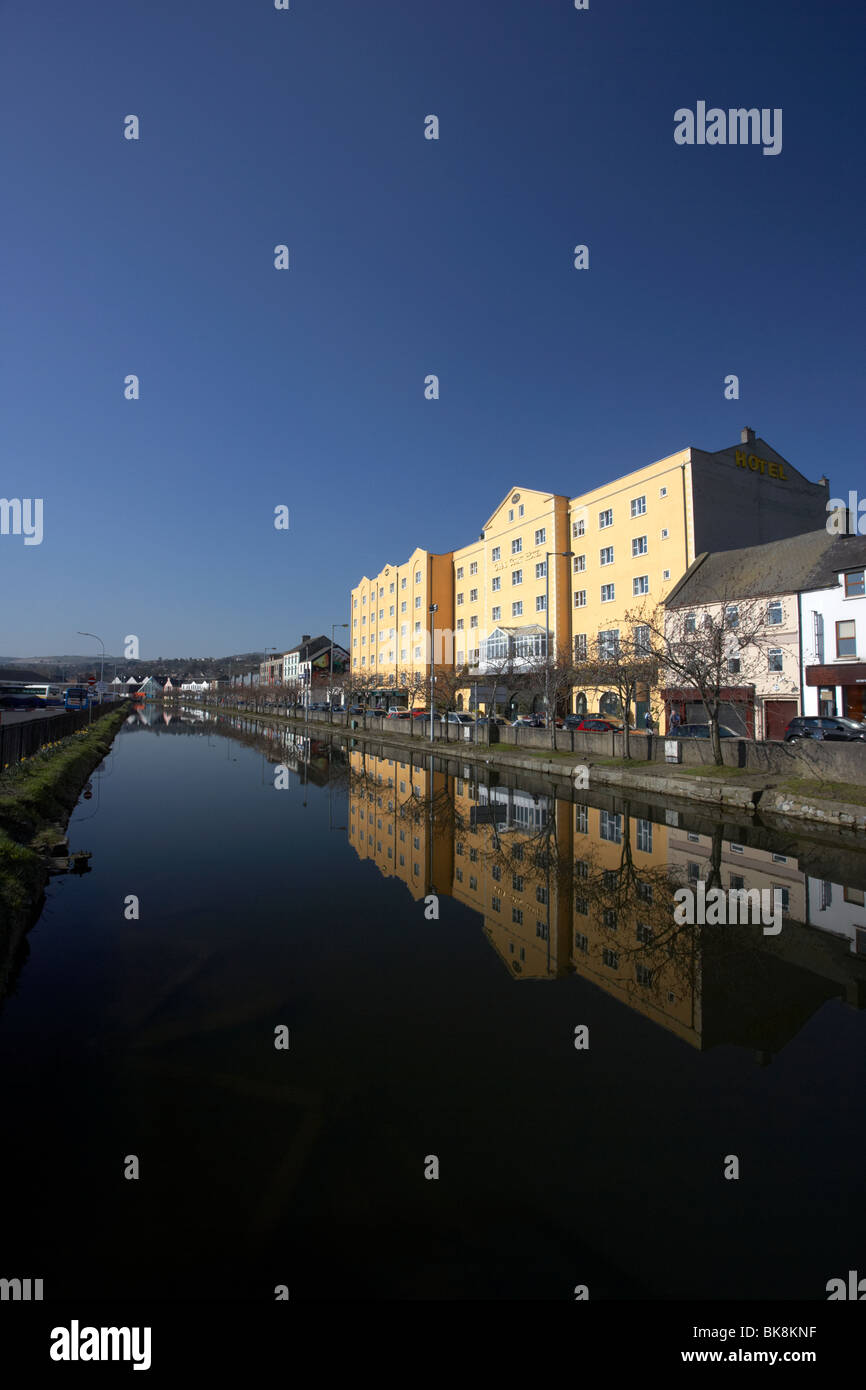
0,706,78,726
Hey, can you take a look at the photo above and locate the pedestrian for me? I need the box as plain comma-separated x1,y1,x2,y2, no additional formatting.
670,708,681,732
644,709,654,733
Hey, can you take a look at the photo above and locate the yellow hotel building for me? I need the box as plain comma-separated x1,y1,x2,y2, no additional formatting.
349,429,828,716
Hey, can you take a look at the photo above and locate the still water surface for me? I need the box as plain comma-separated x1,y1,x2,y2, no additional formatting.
1,707,864,1300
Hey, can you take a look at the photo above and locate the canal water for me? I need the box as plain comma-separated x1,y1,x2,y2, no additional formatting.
1,706,864,1301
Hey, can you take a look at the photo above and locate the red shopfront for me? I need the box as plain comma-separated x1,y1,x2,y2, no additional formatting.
805,664,866,722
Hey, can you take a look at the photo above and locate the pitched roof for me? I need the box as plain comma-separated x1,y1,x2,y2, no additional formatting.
666,530,866,608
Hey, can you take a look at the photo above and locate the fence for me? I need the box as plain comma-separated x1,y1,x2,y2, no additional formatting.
0,705,106,769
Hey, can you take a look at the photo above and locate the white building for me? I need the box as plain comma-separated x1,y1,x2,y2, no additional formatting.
800,536,866,720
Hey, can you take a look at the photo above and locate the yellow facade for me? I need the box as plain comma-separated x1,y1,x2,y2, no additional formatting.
347,434,825,717
568,449,692,715
452,488,572,671
350,547,453,702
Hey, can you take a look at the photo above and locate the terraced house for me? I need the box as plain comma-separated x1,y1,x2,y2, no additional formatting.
348,428,829,721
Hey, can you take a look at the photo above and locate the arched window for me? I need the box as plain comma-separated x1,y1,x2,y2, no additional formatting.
599,691,621,717
456,694,464,711
574,691,587,716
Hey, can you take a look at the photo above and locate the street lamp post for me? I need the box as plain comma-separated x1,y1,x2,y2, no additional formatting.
544,551,574,721
428,603,438,743
77,631,105,716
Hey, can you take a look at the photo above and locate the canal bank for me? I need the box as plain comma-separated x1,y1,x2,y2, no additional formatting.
0,704,129,984
196,702,866,833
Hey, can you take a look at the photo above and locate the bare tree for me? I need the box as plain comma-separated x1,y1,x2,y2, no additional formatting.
522,640,579,747
581,627,659,759
628,597,768,765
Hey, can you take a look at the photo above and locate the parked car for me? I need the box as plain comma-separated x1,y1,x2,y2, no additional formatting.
668,723,739,739
411,707,434,719
570,712,624,729
347,704,365,715
366,707,386,717
474,715,508,726
511,715,545,728
446,712,474,725
565,716,619,732
386,709,411,719
784,715,866,742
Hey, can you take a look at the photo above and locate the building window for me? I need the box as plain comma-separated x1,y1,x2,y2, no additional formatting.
512,569,522,585
632,536,648,557
535,528,546,545
598,629,619,658
401,601,407,614
636,818,653,853
470,588,478,602
508,508,514,522
574,633,587,660
727,657,741,674
601,583,615,602
633,576,650,595
574,932,588,953
415,596,421,608
401,577,406,589
636,963,653,986
599,810,622,843
600,546,614,566
602,948,619,970
415,570,421,584
470,615,478,628
414,621,421,634
725,605,739,628
634,624,650,653
536,885,548,904
491,546,500,561
518,504,524,517
573,518,585,537
535,561,547,579
536,594,546,612
637,922,653,944
768,648,783,672
575,896,588,915
492,605,501,621
573,554,586,572
512,538,522,554
659,486,668,497
512,908,523,925
512,601,523,616
574,590,586,607
414,646,421,658
599,509,613,529
845,570,865,597
773,885,790,915
661,527,669,539
662,569,671,580
603,909,617,930
456,592,464,605
456,566,464,580
491,863,501,882
470,561,478,575
836,619,856,657
491,895,501,912
491,576,501,591
767,600,783,625
631,496,646,517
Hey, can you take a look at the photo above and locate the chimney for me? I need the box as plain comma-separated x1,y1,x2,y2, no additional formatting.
302,635,310,644
740,426,755,444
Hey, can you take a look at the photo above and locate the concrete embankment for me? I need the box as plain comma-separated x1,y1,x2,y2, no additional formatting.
0,705,129,989
203,702,866,833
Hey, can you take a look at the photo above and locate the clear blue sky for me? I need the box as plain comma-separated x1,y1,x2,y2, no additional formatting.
1,0,863,659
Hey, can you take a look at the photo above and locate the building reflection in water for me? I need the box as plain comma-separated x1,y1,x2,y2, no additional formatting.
345,747,866,1060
